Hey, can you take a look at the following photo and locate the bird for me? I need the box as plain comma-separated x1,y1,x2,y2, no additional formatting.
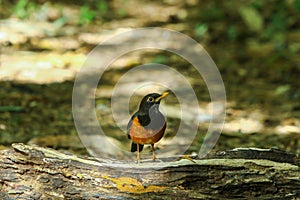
127,92,168,162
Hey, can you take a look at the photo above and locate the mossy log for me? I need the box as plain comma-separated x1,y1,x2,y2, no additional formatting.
0,143,299,199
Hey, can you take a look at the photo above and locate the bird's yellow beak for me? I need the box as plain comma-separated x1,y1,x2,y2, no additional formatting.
155,91,169,102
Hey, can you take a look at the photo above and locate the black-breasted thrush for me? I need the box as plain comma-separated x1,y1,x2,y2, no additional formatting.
127,92,168,161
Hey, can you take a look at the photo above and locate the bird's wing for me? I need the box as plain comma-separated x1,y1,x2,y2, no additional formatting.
127,112,137,139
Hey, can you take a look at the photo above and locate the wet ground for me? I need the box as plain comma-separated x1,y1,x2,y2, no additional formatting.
0,0,299,157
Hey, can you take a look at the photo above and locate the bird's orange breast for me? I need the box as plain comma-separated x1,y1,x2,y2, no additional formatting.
129,116,166,145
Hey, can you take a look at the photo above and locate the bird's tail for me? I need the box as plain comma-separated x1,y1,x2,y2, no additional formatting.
131,142,144,152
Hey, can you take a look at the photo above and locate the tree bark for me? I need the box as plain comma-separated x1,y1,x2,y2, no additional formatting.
0,143,299,199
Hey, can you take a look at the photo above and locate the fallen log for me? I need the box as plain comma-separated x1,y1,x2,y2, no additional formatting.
0,143,299,199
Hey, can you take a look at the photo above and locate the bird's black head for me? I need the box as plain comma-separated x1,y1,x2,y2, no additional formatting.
138,92,168,113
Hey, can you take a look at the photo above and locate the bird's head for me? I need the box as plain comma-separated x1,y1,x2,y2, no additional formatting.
138,92,169,113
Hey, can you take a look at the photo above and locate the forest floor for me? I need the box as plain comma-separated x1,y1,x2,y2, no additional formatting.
0,0,299,158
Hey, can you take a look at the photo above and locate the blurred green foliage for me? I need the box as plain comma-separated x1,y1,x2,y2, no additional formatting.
294,0,300,10
78,5,96,24
152,55,168,64
1,0,299,154
11,0,112,24
13,0,36,19
78,1,113,24
96,1,108,15
239,6,263,32
195,23,208,39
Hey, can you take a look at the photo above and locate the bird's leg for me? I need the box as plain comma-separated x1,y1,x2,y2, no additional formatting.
136,144,140,162
151,144,156,160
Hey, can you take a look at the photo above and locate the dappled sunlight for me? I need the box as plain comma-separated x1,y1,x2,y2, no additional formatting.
0,0,299,157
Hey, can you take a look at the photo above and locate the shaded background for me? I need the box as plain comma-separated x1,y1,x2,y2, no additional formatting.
0,0,299,157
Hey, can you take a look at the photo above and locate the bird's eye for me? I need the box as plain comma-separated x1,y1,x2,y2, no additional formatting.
147,97,154,102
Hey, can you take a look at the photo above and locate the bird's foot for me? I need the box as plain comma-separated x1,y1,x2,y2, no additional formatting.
152,155,157,161
135,159,141,164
